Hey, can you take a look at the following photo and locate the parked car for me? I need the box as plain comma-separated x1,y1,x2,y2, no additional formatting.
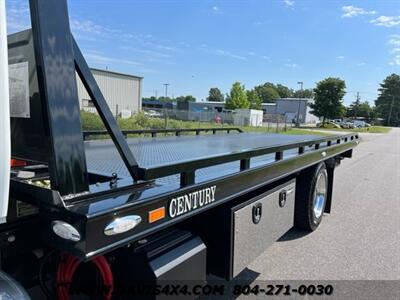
341,122,355,129
317,121,341,129
144,109,162,117
353,120,366,128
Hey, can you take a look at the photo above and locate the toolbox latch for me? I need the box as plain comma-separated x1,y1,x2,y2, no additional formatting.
252,203,262,224
279,190,287,207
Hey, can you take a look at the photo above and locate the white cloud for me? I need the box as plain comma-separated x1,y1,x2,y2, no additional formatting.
371,16,400,27
211,6,222,14
200,45,246,60
70,20,104,34
284,63,298,68
389,35,400,46
119,46,172,59
336,56,345,59
215,49,246,60
357,62,366,66
83,51,143,66
341,6,376,18
6,0,30,33
262,56,271,60
389,55,400,66
283,0,295,9
388,35,400,66
248,52,256,56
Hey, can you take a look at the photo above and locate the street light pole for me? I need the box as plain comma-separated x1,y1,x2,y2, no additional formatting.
163,83,170,98
296,81,304,127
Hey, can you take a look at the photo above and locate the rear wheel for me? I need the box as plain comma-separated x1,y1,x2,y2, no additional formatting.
294,162,328,231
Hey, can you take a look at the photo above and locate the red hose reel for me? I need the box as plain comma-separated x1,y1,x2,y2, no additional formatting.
56,253,114,300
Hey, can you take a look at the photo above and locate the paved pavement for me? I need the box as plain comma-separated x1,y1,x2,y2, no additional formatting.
241,128,400,280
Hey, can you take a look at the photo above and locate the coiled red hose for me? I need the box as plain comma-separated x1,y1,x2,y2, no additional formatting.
56,253,113,300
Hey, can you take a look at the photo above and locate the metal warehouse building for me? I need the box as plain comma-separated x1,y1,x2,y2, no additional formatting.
76,68,143,116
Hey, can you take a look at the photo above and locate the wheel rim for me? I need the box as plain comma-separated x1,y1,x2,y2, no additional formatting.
313,171,327,222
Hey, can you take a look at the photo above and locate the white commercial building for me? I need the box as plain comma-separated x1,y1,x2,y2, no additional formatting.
76,68,143,117
276,98,319,124
262,98,319,124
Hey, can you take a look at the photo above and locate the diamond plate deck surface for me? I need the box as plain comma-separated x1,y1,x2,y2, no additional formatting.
85,133,323,185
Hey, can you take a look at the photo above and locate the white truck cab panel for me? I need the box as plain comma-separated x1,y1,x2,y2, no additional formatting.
0,0,11,224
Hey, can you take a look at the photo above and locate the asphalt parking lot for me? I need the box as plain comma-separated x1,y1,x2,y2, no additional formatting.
239,128,400,281
215,128,399,299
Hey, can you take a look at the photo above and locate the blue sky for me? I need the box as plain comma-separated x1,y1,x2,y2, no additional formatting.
5,0,400,105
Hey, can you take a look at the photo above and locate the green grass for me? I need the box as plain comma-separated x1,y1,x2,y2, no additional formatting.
81,111,330,138
239,125,332,136
309,126,391,134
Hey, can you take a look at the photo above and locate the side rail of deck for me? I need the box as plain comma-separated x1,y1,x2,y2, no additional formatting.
137,134,360,187
83,127,243,140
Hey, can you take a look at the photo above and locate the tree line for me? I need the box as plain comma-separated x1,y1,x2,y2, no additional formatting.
143,81,311,110
207,82,313,110
143,73,399,126
310,74,399,126
142,95,196,103
221,74,399,126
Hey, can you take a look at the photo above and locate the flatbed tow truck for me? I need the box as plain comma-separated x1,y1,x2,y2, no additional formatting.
0,1,359,299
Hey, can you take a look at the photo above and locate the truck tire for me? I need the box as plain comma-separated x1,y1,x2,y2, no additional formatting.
294,162,328,231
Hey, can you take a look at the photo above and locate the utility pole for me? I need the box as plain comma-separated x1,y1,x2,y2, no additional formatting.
381,87,395,126
296,81,304,127
154,89,158,99
388,95,395,126
163,83,170,98
354,92,361,118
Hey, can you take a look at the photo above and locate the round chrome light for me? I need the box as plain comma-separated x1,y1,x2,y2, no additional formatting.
52,220,81,242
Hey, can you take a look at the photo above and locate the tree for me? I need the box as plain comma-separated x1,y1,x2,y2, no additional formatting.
309,77,346,123
157,96,173,102
358,102,372,119
225,82,249,110
142,96,158,102
347,99,372,119
293,88,314,99
254,84,280,103
246,89,262,110
275,84,294,98
347,98,361,118
207,88,224,102
375,74,400,126
175,95,196,102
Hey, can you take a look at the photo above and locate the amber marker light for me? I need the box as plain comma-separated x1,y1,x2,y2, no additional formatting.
148,207,166,223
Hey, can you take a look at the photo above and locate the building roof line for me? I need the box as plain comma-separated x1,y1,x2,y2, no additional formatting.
90,67,143,80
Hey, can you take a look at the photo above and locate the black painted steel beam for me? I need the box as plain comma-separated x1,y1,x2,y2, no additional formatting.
29,0,89,195
72,38,139,181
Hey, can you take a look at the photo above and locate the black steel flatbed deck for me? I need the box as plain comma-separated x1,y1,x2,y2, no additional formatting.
39,131,357,259
11,131,359,259
85,132,337,185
